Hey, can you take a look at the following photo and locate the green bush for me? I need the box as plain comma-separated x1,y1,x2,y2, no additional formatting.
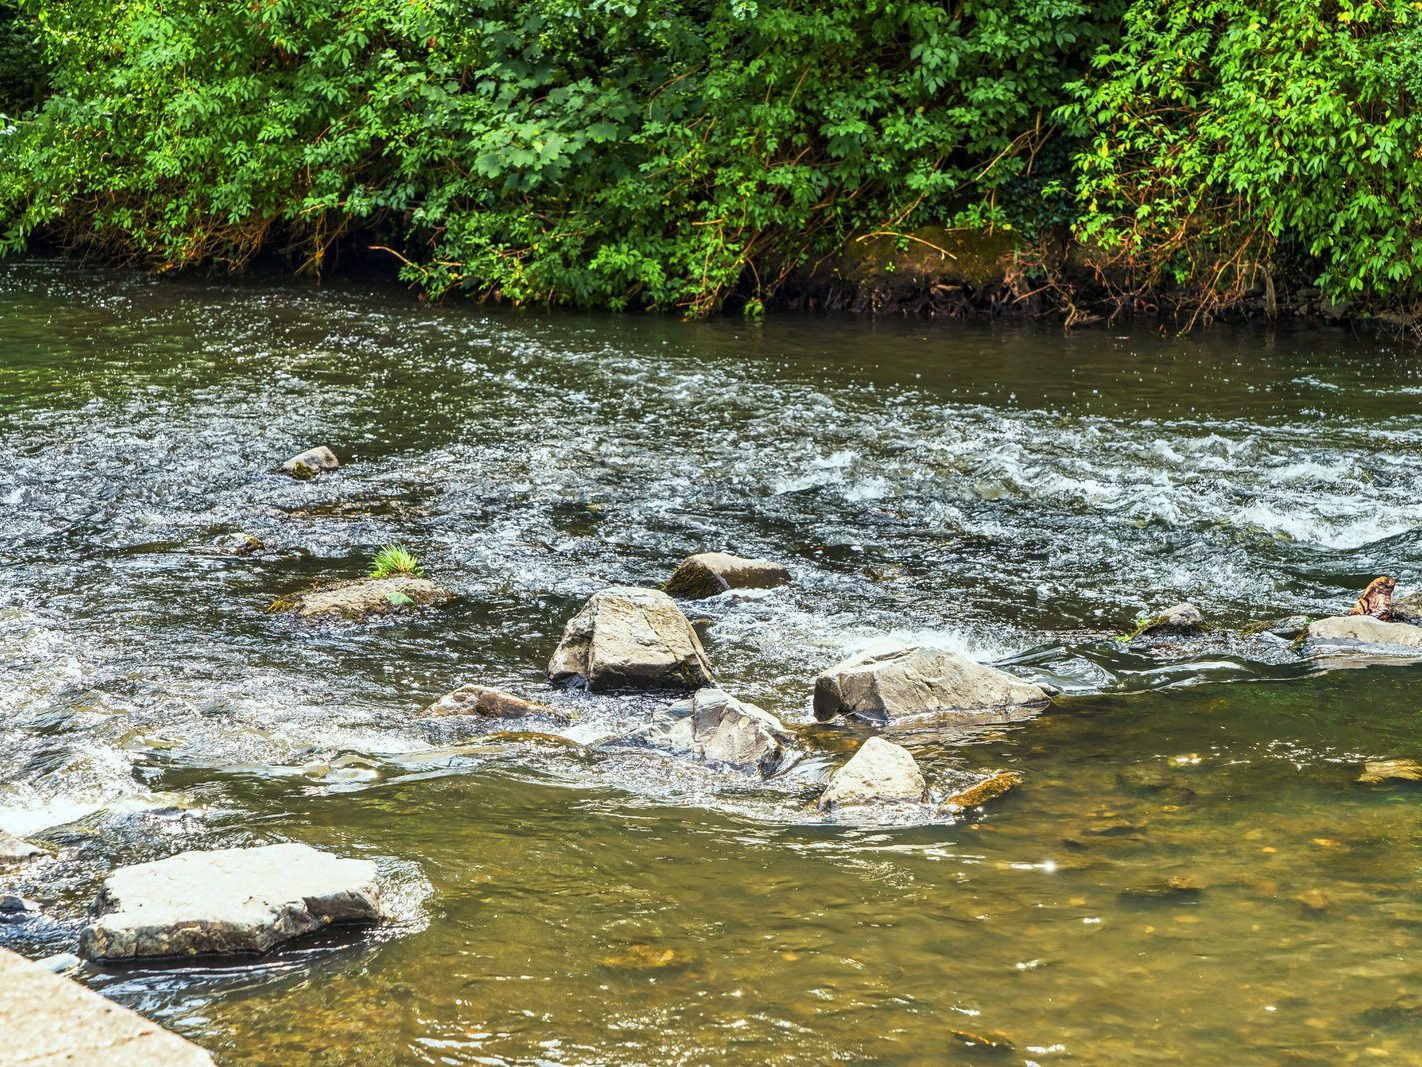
0,2,46,117
0,0,1110,313
1059,0,1422,317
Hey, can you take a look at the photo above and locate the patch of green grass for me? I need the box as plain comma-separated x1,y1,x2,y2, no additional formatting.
370,545,422,580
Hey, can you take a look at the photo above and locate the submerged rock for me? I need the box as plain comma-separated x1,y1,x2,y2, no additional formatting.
271,575,452,620
548,586,713,692
1130,602,1206,638
817,737,927,810
421,684,570,724
214,532,264,556
1119,875,1204,900
1242,615,1311,640
79,842,383,962
941,770,1021,812
0,831,42,866
1307,615,1422,648
664,552,791,600
1357,759,1422,784
660,688,794,777
812,645,1048,725
280,445,339,479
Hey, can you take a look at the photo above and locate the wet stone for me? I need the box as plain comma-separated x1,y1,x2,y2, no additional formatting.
79,842,384,962
1119,875,1204,901
817,737,927,810
1308,615,1422,648
658,688,795,777
941,771,1021,811
421,684,570,724
1131,602,1206,637
663,552,791,600
279,444,339,479
0,830,42,865
812,644,1048,725
1356,759,1422,784
272,576,453,621
548,586,713,692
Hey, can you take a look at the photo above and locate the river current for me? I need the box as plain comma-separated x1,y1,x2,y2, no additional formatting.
4,259,1422,1063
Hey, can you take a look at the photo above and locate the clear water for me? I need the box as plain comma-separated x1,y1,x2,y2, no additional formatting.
4,258,1422,1063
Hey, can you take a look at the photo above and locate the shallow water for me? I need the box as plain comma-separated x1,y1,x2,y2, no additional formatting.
5,258,1422,1063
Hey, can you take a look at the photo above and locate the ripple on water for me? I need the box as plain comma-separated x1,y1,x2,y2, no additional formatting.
5,261,1422,1062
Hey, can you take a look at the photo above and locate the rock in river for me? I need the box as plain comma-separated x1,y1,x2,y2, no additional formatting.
421,684,571,725
1357,759,1422,784
664,552,791,600
79,842,383,962
271,575,452,620
1307,616,1422,648
659,688,794,777
0,830,42,866
817,737,927,810
813,645,1049,724
1130,602,1206,638
941,770,1021,812
548,586,713,692
280,444,339,479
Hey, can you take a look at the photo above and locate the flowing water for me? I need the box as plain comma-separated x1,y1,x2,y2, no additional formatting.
5,257,1422,1064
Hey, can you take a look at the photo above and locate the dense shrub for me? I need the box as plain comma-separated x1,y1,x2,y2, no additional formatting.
6,0,1422,321
0,0,1109,312
1060,0,1422,319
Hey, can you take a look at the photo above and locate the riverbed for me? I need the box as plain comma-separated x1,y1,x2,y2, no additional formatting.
4,258,1422,1063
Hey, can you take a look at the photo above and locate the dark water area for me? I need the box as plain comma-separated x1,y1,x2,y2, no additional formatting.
4,258,1422,1063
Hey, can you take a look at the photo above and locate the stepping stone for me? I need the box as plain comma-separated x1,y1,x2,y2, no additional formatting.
79,843,383,962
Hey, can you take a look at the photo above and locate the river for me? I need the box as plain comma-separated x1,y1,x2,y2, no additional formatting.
4,258,1422,1063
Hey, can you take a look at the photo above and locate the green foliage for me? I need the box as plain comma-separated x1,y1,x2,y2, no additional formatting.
370,544,421,580
0,2,46,116
8,0,1422,318
1059,0,1422,314
0,0,1111,312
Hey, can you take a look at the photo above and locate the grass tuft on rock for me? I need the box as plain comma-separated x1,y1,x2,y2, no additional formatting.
370,545,422,580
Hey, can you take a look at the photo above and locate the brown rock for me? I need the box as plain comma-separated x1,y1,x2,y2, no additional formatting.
664,552,790,600
421,684,570,723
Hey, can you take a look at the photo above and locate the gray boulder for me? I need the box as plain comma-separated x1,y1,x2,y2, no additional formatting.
79,843,383,962
0,830,42,866
661,688,794,777
813,645,1048,724
421,684,571,725
271,575,452,620
817,737,927,810
664,552,791,600
1307,616,1422,648
280,445,339,479
548,586,713,692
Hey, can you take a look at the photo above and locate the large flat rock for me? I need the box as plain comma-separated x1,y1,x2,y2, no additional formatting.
0,946,214,1065
80,843,383,962
1308,616,1422,648
813,645,1049,724
548,586,713,691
